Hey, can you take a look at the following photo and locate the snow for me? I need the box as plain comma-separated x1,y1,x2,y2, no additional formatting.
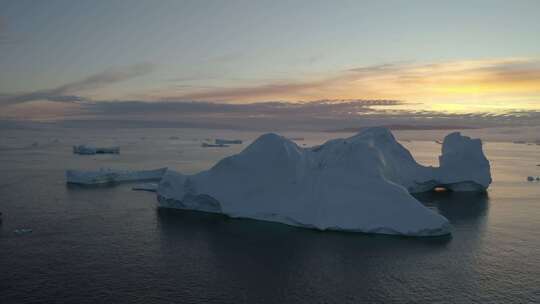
66,168,167,185
73,145,120,155
156,128,492,236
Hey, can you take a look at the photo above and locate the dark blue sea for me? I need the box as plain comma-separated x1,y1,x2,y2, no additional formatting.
1,127,539,303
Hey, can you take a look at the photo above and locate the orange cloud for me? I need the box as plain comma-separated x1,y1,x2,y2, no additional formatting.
161,58,540,112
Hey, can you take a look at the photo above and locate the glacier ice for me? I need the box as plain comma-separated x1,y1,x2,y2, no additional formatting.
157,128,492,236
66,168,167,185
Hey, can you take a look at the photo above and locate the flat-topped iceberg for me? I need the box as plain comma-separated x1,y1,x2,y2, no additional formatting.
132,183,159,192
215,139,242,145
157,128,491,236
201,142,228,148
73,145,120,155
67,168,167,185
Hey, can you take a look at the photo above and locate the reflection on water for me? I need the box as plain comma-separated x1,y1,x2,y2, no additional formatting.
152,192,493,302
414,191,489,222
154,207,457,303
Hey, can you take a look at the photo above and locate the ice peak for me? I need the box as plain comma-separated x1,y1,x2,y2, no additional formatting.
242,133,298,155
349,127,397,143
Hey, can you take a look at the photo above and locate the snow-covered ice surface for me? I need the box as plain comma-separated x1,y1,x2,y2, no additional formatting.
157,128,492,236
66,168,167,185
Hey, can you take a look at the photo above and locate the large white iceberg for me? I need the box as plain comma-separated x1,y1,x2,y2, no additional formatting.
66,168,167,185
157,128,491,236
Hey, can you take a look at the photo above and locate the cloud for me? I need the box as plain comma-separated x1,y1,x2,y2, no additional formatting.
87,99,402,117
70,98,539,131
162,81,327,102
2,97,539,130
2,58,540,126
158,58,540,109
0,63,155,105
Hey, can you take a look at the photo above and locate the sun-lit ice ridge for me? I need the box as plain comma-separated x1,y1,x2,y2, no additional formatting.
157,127,492,236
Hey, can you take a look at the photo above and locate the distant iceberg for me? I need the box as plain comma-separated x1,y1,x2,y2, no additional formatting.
73,145,120,155
201,143,228,148
215,139,242,145
132,183,159,192
527,176,539,182
66,168,167,185
157,128,492,237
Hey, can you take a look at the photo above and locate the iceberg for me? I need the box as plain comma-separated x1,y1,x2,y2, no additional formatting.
132,183,159,192
73,145,120,155
66,168,167,185
215,139,242,145
14,228,33,235
156,128,492,236
201,142,228,148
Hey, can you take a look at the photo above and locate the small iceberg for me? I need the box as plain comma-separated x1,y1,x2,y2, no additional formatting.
202,143,228,148
14,228,33,235
132,183,159,192
215,139,242,145
66,168,167,185
73,145,120,155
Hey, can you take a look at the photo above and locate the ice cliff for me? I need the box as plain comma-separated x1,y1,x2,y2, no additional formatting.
157,127,491,236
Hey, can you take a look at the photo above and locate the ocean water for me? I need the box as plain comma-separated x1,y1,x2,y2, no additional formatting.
0,127,539,303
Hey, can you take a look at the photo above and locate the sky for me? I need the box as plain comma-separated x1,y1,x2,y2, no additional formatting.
1,0,540,127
